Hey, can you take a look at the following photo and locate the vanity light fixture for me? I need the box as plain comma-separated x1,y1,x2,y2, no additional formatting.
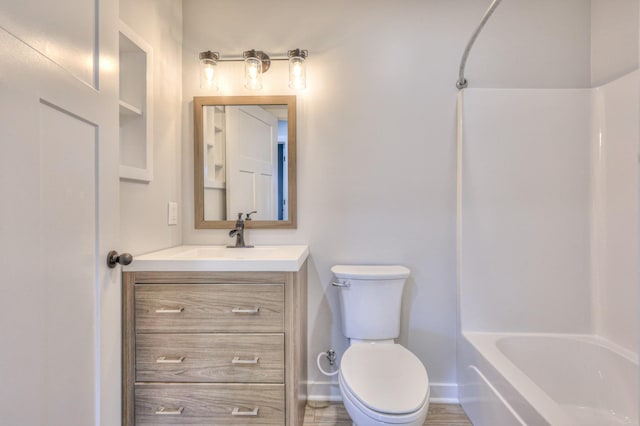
198,48,308,91
199,51,219,90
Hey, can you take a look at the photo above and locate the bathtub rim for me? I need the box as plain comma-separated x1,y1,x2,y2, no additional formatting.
487,331,638,364
461,331,638,425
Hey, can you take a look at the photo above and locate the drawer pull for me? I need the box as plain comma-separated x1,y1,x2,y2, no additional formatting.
156,356,185,364
232,356,260,364
155,307,184,314
231,307,260,314
232,407,259,416
155,407,184,415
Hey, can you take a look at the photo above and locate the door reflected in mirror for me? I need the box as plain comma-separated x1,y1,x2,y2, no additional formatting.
194,96,296,229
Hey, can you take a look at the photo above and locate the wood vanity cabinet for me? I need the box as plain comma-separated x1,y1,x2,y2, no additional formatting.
122,264,307,425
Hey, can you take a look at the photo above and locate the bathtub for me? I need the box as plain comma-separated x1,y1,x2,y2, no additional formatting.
458,332,638,425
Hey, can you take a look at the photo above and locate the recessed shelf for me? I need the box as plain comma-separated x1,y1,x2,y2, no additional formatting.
203,104,226,190
119,100,143,117
205,181,226,190
119,21,153,183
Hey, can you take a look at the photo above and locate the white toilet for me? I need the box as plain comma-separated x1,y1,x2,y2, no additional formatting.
331,265,430,426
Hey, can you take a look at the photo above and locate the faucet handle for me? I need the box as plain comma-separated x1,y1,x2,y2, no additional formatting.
236,212,243,220
245,211,257,220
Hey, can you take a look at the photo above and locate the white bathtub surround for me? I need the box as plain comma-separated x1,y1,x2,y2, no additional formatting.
457,71,639,425
460,332,638,425
590,70,640,352
458,88,593,333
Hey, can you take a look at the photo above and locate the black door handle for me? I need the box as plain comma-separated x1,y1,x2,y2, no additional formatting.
107,250,133,268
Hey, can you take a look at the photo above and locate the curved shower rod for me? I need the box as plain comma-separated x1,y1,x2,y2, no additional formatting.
456,0,503,89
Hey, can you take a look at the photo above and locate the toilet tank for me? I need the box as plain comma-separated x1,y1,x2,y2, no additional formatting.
331,265,410,340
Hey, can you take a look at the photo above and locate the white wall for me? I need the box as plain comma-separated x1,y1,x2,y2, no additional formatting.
466,0,591,88
459,89,593,333
180,0,591,399
591,0,640,87
119,0,183,256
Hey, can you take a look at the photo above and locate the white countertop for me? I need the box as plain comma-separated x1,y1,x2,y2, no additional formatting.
122,245,310,272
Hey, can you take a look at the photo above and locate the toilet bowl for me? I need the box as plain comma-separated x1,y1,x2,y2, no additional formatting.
338,342,430,425
331,265,430,426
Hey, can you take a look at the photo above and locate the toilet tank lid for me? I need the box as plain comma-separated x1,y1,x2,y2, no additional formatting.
331,265,410,280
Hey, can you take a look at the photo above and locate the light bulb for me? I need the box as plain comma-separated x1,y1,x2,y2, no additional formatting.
293,62,302,77
248,63,259,78
204,65,215,82
244,56,263,90
288,57,306,89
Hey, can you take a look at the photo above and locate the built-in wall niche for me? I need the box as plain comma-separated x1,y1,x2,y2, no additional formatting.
203,105,226,189
119,22,153,182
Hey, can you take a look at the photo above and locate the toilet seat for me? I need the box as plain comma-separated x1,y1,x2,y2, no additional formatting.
339,372,430,424
339,343,429,421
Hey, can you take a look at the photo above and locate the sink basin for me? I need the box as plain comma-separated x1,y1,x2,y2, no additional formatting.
122,245,309,272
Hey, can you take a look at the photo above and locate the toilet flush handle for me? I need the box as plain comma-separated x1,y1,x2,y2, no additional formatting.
331,280,350,288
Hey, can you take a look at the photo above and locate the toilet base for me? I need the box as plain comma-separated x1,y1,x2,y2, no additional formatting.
339,374,429,426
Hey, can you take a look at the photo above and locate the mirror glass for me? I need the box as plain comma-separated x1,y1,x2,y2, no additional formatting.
194,96,296,229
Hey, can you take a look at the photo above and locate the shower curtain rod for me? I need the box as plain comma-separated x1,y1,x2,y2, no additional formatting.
456,0,503,89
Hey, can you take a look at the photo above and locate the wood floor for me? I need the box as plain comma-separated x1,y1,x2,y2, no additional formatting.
303,402,472,425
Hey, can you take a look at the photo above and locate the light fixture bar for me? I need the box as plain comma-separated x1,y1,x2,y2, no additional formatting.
198,48,309,90
215,56,296,63
203,51,308,66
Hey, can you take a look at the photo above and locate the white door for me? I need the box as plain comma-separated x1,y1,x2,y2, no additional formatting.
0,0,120,424
226,105,278,220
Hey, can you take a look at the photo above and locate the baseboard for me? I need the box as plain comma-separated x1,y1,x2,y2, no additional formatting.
306,381,459,404
428,382,459,403
307,381,342,402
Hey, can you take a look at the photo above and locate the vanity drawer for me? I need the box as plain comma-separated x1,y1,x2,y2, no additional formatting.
135,383,284,425
136,333,284,383
135,284,284,333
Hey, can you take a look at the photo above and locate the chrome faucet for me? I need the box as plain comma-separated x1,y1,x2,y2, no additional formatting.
228,211,257,248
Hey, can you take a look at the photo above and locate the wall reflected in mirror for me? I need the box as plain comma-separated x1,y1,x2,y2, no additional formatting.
194,96,296,229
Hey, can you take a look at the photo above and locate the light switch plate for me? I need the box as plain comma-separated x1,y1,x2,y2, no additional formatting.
168,202,178,225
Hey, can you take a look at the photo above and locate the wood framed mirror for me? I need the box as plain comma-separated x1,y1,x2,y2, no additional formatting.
194,95,297,229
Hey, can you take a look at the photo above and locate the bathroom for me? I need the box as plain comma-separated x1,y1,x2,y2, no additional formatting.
0,0,638,425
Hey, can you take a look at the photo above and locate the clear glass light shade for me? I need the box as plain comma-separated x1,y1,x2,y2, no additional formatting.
288,56,306,89
200,58,218,90
244,57,263,90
